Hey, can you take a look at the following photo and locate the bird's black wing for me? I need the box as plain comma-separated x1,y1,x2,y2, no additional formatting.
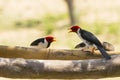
30,38,44,46
80,29,102,46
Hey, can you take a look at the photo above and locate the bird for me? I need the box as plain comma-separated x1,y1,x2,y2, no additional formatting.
30,36,55,48
69,25,111,60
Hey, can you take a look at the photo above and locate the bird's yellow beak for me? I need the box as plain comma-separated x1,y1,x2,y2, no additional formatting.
53,37,56,42
68,28,72,33
53,39,56,42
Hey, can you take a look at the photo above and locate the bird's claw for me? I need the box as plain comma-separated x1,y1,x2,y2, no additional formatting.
81,48,94,55
85,51,92,56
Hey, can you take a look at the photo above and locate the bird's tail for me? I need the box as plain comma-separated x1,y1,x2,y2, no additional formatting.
97,46,111,60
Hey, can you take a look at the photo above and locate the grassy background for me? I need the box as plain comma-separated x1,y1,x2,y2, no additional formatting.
0,0,120,51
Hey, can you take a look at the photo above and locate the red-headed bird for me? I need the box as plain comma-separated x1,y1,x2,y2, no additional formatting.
30,36,55,48
69,25,111,60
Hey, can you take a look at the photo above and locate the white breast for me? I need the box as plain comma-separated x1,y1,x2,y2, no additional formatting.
38,39,48,48
77,29,90,46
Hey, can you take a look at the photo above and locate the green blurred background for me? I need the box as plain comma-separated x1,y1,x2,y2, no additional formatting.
0,0,120,50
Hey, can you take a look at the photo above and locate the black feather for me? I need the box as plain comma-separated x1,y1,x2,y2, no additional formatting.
80,29,102,46
30,38,44,46
97,46,111,60
47,42,51,48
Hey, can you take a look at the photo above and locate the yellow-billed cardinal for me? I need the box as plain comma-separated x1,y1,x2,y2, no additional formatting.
30,36,55,48
69,25,111,60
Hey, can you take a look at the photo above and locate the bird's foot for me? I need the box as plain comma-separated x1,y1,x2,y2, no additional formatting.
85,51,93,56
81,48,88,52
91,47,95,55
81,48,93,56
81,47,95,55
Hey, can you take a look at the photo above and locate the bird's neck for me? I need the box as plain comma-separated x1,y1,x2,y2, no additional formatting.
76,28,81,34
45,39,51,48
76,28,84,40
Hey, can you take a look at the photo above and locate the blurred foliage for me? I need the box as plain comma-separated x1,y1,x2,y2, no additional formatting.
0,11,119,36
40,13,68,35
0,13,68,35
15,19,41,28
108,22,120,34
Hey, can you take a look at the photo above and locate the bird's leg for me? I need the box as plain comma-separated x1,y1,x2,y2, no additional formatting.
81,48,86,51
81,46,92,56
91,47,95,55
81,45,89,51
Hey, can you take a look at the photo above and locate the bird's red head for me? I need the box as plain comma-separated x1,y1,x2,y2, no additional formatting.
69,25,80,33
45,36,56,43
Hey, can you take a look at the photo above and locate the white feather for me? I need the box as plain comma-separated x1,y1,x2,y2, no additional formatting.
77,29,88,46
38,39,48,48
